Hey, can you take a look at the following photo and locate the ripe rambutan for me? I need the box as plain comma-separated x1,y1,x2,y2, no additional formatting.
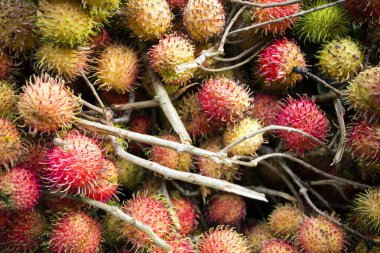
352,187,380,233
171,193,198,235
90,29,112,51
45,131,103,194
245,224,274,252
151,233,196,253
257,38,306,90
223,117,265,156
168,0,189,11
183,0,225,42
274,96,330,154
294,0,350,43
117,159,145,191
0,51,12,80
206,193,246,226
35,44,90,81
260,239,296,253
0,118,23,167
150,134,192,172
198,78,253,123
251,93,280,127
37,0,99,47
149,33,196,86
18,140,47,176
84,159,119,202
317,38,363,82
268,204,303,238
250,0,301,34
95,44,140,94
123,0,173,40
198,226,252,253
298,216,345,253
18,74,81,133
0,210,47,252
345,0,380,22
346,66,380,117
0,81,17,115
0,167,40,211
127,113,152,153
49,211,101,253
120,193,173,250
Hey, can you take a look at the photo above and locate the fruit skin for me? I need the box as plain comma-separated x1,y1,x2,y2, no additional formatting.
198,226,252,253
151,233,196,253
168,0,189,11
18,74,81,133
251,93,280,127
82,0,121,22
294,0,350,44
346,66,380,117
317,38,363,82
0,118,23,168
352,187,380,233
35,44,90,81
95,44,140,94
0,210,47,252
45,131,103,194
298,216,345,253
244,224,274,252
183,0,225,42
49,211,101,253
250,0,300,34
257,38,306,90
101,213,124,246
149,33,196,86
345,0,380,22
198,78,253,123
260,239,296,253
0,81,17,115
37,0,99,47
171,193,198,235
0,0,38,54
268,204,303,238
206,193,246,226
123,0,173,40
274,96,330,154
0,51,12,80
0,167,40,211
120,193,173,250
117,159,145,190
223,117,265,156
150,134,192,172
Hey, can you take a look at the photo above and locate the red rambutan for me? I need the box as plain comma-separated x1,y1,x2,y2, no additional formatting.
151,233,196,253
251,93,280,127
171,193,198,235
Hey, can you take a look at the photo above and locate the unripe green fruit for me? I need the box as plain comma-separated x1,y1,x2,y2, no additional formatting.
352,188,380,233
82,0,120,22
0,118,23,168
0,81,17,115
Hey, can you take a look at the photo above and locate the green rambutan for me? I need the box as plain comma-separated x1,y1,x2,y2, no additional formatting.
0,117,23,168
123,0,173,40
95,43,140,94
244,224,274,252
101,212,124,246
0,51,12,81
149,33,196,86
35,44,90,81
260,239,296,253
49,211,101,253
0,167,40,211
0,210,47,252
17,74,81,133
223,117,265,156
352,187,380,233
183,0,226,42
250,93,280,127
0,0,38,54
171,193,198,235
317,38,363,82
346,66,380,117
198,226,252,253
298,215,345,253
268,204,303,239
37,0,99,47
82,0,121,22
117,159,145,191
293,0,350,43
0,81,17,115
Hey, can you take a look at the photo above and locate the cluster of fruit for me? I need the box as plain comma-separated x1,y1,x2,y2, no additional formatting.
0,0,379,252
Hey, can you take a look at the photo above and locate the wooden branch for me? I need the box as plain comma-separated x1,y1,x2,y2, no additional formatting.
111,100,159,111
230,0,302,8
332,98,346,164
250,186,297,203
80,71,106,109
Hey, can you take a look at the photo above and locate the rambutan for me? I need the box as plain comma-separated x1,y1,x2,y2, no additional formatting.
41,194,84,213
117,159,145,191
198,78,253,123
183,0,225,42
151,233,196,253
89,29,112,51
268,204,303,238
127,113,152,154
101,213,124,246
206,193,246,226
257,38,306,90
274,96,330,154
352,187,380,233
171,193,198,235
168,0,189,11
260,239,296,253
198,226,252,253
49,211,101,253
0,210,47,252
345,0,380,22
298,216,345,253
120,193,173,250
251,93,280,127
223,117,265,156
317,38,363,82
150,134,192,172
244,224,274,252
0,167,40,211
95,44,140,94
250,0,301,34
123,0,173,40
17,74,81,133
82,0,120,22
0,118,23,167
0,81,17,115
45,131,103,194
0,51,12,80
149,33,196,86
18,140,47,176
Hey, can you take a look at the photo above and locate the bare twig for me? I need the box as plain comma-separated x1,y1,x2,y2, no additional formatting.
212,44,262,62
80,98,104,115
170,181,200,197
332,98,346,164
312,92,338,102
80,71,106,109
111,100,159,111
250,186,297,202
229,0,302,7
160,180,181,231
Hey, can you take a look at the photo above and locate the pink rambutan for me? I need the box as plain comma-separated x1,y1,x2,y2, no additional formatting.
171,193,198,235
198,78,253,123
0,167,40,211
260,239,296,253
250,93,280,127
274,96,330,154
